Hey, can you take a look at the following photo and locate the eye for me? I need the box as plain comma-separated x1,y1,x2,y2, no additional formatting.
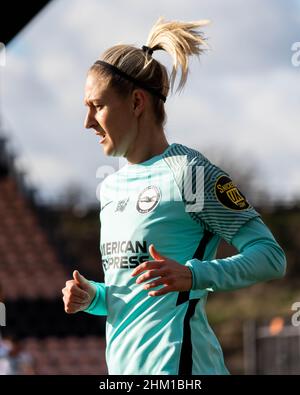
95,105,103,111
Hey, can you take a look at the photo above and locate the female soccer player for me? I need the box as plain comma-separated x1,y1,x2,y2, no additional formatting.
62,17,287,375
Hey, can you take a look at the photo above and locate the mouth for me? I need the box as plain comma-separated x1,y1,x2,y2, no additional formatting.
95,131,107,144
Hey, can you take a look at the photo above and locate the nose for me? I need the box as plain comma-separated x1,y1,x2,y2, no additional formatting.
84,108,98,130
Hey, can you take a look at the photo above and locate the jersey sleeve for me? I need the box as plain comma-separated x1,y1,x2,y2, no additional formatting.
83,185,108,316
184,155,261,244
185,216,287,292
83,281,107,316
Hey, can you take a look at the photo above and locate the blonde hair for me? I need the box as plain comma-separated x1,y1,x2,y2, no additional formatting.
89,16,210,127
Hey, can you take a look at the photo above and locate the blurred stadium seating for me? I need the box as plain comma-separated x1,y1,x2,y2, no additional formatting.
22,336,107,374
0,136,107,374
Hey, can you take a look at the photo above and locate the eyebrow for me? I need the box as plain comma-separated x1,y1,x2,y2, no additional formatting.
84,97,105,106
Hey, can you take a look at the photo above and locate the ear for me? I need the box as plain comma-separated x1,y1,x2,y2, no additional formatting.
132,89,146,114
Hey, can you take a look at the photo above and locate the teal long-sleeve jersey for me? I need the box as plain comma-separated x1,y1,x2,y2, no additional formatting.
84,143,286,375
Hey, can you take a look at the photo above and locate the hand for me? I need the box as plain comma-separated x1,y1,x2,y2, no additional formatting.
131,244,193,297
62,270,96,314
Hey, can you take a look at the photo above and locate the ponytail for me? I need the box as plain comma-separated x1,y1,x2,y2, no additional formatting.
90,16,210,127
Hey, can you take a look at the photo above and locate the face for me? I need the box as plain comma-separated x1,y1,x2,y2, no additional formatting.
84,72,140,157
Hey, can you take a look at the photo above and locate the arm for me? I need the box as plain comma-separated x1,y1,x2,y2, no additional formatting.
83,195,108,316
185,216,287,292
83,281,107,316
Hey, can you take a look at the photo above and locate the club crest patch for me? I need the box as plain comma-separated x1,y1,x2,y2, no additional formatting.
215,175,250,210
136,185,161,214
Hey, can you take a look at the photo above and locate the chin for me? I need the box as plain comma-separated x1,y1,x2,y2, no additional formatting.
102,145,113,156
102,141,118,157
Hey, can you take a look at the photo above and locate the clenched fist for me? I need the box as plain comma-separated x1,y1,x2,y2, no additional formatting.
62,270,96,314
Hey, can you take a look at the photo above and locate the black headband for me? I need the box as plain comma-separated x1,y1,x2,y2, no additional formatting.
93,60,166,103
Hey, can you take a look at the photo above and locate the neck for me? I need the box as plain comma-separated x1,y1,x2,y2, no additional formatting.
126,127,170,165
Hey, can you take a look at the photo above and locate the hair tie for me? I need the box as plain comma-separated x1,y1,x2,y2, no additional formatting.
142,45,154,56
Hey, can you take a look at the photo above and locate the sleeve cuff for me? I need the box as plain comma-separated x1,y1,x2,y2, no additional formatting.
185,262,196,290
185,259,212,291
83,281,100,313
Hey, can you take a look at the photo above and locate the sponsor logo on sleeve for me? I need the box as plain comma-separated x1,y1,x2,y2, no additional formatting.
215,175,250,210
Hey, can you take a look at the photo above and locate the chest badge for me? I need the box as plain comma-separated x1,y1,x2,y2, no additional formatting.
136,185,161,214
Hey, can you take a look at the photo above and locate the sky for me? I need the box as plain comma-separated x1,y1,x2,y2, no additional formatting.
1,0,299,207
